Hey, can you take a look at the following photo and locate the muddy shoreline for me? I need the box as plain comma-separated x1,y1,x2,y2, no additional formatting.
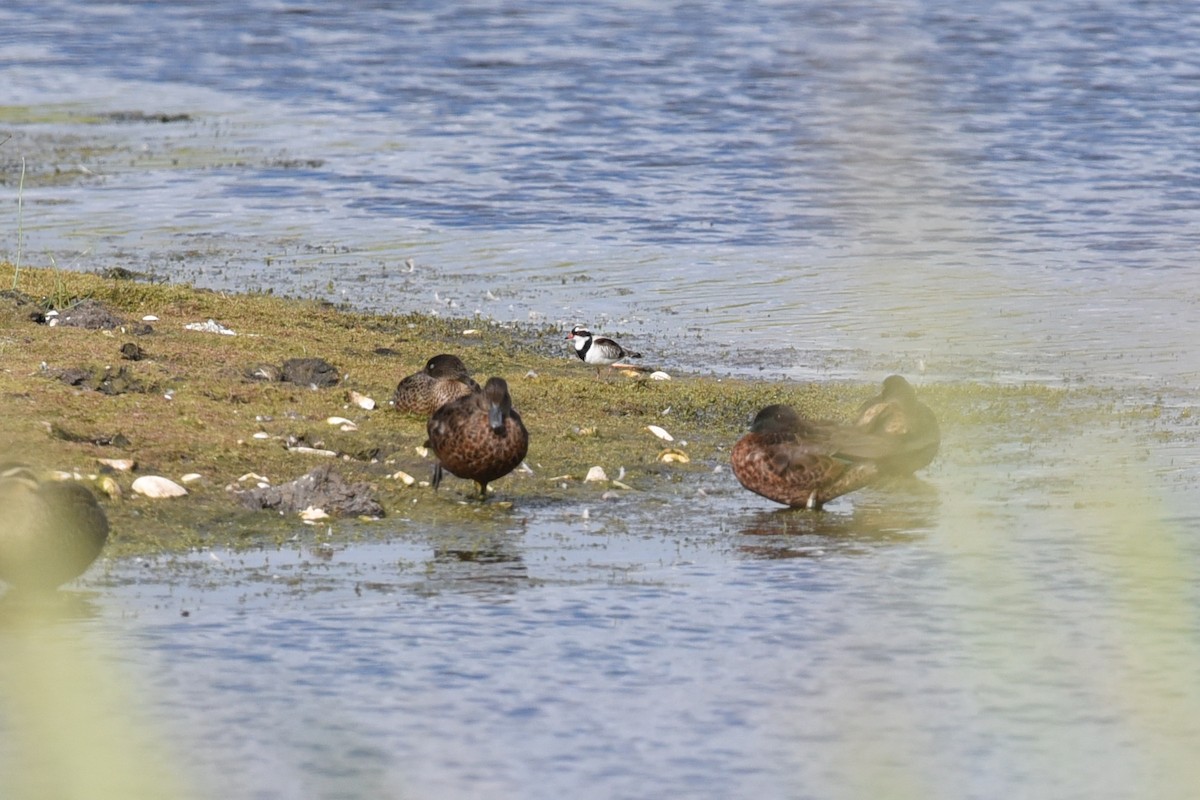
1,263,1170,563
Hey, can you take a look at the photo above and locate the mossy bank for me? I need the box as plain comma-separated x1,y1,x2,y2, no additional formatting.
0,263,1152,559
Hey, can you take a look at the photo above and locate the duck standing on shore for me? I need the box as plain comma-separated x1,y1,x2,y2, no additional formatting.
0,465,109,591
426,377,529,499
392,354,480,416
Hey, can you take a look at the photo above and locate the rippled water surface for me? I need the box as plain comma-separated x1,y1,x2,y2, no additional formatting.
2,1,1200,798
4,0,1200,384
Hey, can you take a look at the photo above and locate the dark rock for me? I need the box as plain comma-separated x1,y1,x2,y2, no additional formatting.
100,266,152,281
236,464,383,518
120,342,145,361
55,365,143,395
245,363,283,382
57,367,92,387
281,357,339,388
47,423,131,448
57,299,125,330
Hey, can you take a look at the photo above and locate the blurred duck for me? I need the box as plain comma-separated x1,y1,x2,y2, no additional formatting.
731,405,880,510
0,465,109,591
425,377,529,499
392,353,480,416
853,375,940,475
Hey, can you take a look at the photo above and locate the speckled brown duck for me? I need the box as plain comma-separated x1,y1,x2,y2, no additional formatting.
425,377,529,499
0,465,109,591
392,354,481,416
853,375,940,475
731,405,880,510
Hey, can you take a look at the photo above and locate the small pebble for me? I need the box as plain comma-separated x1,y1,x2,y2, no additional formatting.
348,390,376,410
132,475,188,498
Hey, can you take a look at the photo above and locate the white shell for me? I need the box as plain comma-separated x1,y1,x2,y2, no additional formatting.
462,329,480,336
584,466,608,482
183,318,236,336
646,425,674,442
97,457,136,472
391,470,416,485
349,390,376,410
327,416,355,426
131,475,188,498
180,473,203,484
415,446,430,458
252,431,271,440
658,449,690,464
142,315,159,322
299,506,330,521
288,446,338,457
238,472,270,484
649,371,671,381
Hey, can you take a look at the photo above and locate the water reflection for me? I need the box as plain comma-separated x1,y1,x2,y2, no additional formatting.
425,528,531,594
0,588,101,627
731,482,937,560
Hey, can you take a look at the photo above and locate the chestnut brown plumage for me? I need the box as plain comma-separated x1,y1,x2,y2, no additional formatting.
392,354,480,416
0,465,109,590
425,377,529,499
731,405,879,510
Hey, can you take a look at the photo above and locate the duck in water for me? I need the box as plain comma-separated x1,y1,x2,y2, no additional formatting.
426,377,529,499
731,405,880,510
853,375,940,475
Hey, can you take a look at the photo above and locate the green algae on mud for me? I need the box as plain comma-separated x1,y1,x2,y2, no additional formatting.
0,263,1171,559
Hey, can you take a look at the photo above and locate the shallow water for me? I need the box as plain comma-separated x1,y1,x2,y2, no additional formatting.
2,1,1200,798
4,397,1199,800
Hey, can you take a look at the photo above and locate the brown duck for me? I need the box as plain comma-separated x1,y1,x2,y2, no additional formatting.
853,375,940,475
0,465,109,590
731,405,880,510
426,377,529,499
392,354,480,416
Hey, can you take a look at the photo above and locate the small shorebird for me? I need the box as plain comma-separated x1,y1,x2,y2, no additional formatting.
426,377,529,499
565,325,641,377
731,405,880,510
852,375,940,475
392,354,481,416
0,465,109,590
